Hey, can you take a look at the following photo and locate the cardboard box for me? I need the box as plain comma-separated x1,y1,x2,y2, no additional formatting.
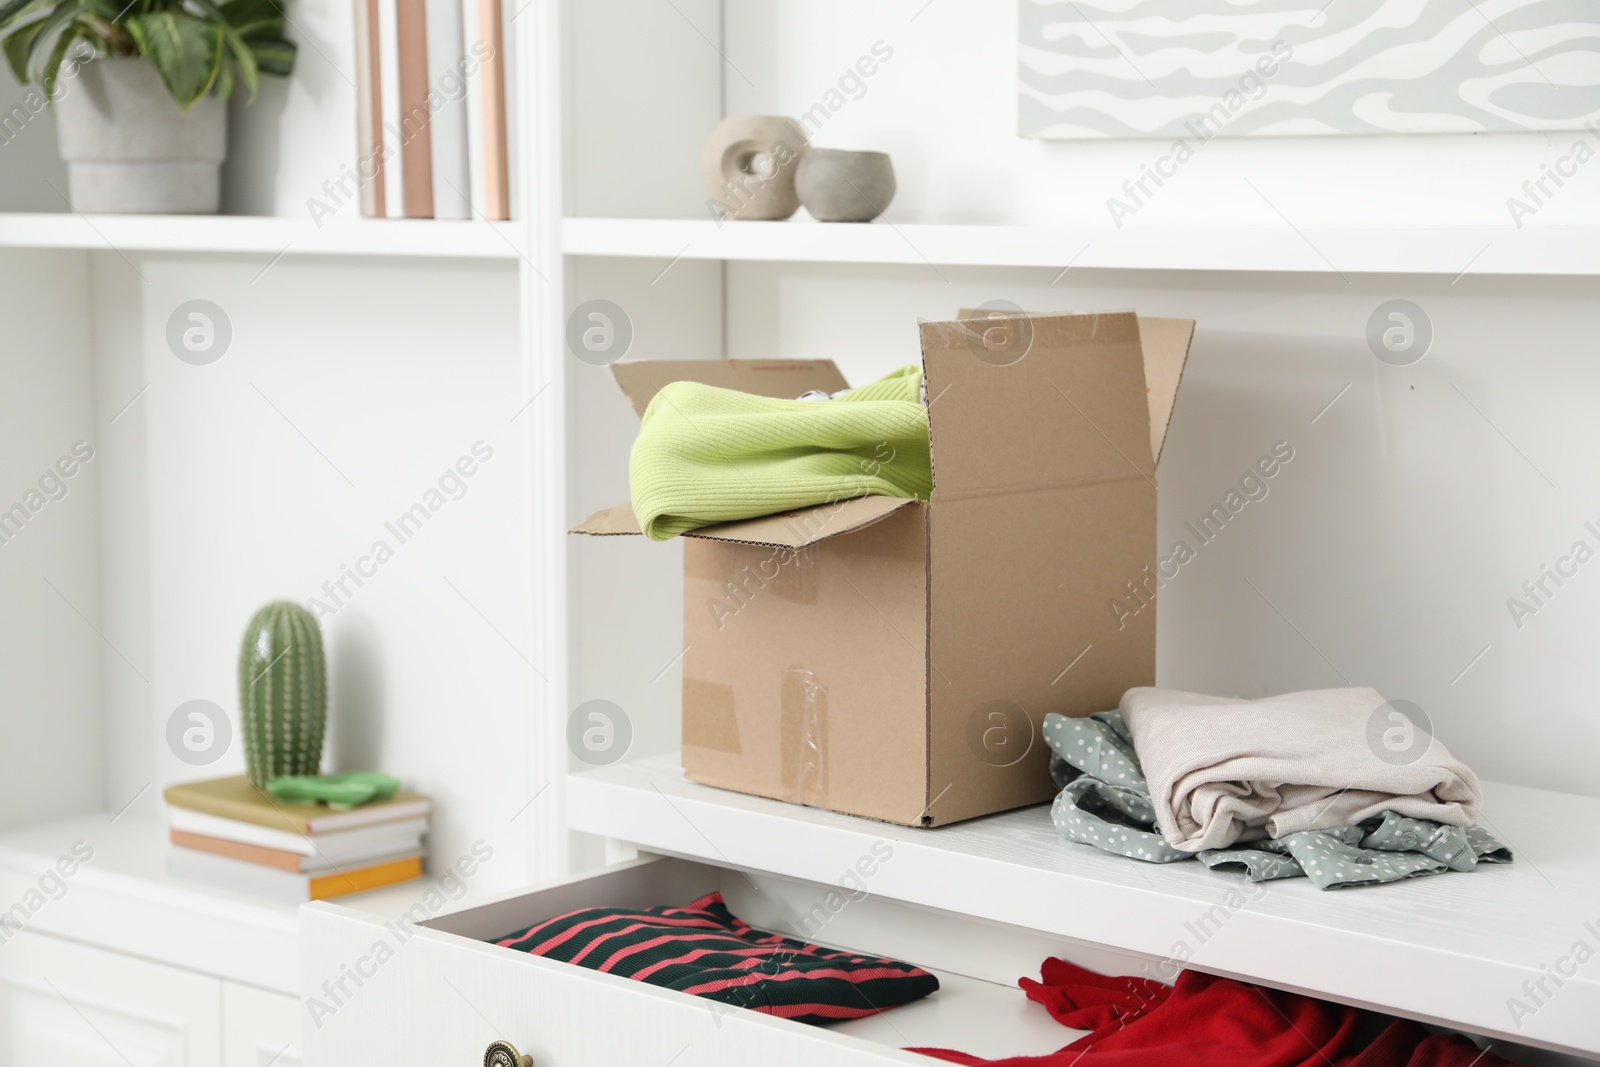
572,312,1194,826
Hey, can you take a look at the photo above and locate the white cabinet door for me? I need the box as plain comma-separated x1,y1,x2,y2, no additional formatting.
0,928,221,1067
221,984,302,1067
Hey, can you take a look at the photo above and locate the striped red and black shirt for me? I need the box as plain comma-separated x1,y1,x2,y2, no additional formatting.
493,892,939,1024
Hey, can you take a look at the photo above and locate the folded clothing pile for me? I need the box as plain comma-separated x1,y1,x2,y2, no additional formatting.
628,364,933,540
913,958,1525,1066
1043,687,1510,890
493,892,939,1023
1123,686,1483,849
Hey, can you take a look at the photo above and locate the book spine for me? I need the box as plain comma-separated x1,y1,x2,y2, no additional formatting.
309,856,425,901
426,0,471,219
171,828,305,873
478,0,510,220
352,0,386,217
460,0,486,215
377,0,405,216
396,0,435,218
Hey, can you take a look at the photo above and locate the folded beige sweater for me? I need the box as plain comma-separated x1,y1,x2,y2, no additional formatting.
1120,686,1482,853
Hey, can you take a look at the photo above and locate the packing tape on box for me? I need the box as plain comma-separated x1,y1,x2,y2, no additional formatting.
780,668,829,807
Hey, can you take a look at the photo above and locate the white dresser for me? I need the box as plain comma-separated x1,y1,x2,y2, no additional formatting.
0,815,438,1067
304,755,1600,1067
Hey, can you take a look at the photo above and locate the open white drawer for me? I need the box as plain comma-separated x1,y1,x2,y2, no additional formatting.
303,755,1600,1067
302,854,1136,1066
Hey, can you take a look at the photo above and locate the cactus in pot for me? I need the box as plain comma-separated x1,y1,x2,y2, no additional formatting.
237,600,326,789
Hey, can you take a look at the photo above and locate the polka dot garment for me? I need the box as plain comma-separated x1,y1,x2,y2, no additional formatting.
1044,711,1513,890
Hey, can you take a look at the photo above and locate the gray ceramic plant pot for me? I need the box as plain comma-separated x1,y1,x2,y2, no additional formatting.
795,149,896,222
53,57,227,214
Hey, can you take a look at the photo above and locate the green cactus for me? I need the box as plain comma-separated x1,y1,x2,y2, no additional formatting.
237,600,327,789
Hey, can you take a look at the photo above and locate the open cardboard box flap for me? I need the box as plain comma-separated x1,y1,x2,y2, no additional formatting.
1138,316,1197,467
572,496,920,549
953,310,1194,466
571,313,1193,549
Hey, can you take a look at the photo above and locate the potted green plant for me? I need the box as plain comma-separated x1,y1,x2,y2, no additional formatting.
0,0,296,213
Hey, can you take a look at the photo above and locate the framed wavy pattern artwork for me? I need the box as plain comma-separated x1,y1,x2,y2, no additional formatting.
1018,0,1600,138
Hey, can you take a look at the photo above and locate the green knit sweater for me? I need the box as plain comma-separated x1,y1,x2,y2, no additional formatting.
629,365,933,540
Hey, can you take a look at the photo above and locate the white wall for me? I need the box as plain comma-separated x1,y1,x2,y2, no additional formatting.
718,263,1600,798
0,250,104,830
563,0,720,219
565,0,1600,799
223,0,360,218
569,0,1600,228
566,257,721,774
91,249,542,886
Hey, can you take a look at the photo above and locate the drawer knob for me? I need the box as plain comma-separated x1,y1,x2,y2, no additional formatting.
484,1040,532,1067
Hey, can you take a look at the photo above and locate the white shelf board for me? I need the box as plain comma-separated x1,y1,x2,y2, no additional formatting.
0,212,524,259
568,753,1600,1059
0,812,477,994
563,216,1600,276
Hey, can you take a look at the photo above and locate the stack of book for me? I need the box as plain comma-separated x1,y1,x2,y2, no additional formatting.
351,0,512,220
164,776,431,904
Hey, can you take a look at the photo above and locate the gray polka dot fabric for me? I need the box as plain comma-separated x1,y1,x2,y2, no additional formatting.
1044,712,1513,890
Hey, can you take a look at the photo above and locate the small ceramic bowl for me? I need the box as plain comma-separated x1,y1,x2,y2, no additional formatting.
795,149,896,222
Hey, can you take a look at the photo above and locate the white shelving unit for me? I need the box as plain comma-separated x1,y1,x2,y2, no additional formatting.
568,754,1599,1061
0,1,567,1062
5,0,1600,1064
0,6,569,855
549,6,1600,1062
564,216,1600,275
0,213,526,259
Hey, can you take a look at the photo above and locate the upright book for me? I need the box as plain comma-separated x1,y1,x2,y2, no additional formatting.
461,0,488,213
354,0,510,222
396,0,435,217
352,0,386,217
426,0,471,218
478,0,510,220
377,0,406,215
